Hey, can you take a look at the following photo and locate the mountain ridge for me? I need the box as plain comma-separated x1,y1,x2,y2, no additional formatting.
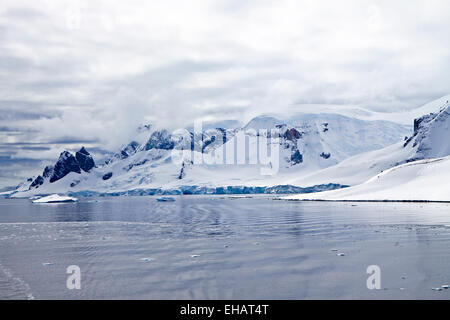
7,111,411,197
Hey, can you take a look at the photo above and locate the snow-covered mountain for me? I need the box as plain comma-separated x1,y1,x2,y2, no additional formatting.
285,99,450,201
284,98,450,187
277,94,450,126
9,112,410,197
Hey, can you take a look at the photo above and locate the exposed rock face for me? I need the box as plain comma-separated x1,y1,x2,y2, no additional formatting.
28,147,96,189
49,151,81,183
291,150,303,164
283,128,302,141
121,141,139,158
43,166,54,179
75,147,95,172
320,152,331,159
102,172,113,180
404,102,450,159
105,141,140,165
29,176,44,189
413,114,434,135
178,162,186,180
144,130,175,150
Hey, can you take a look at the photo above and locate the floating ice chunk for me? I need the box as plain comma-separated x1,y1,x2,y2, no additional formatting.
190,255,200,258
156,197,176,202
432,287,443,291
441,285,449,289
337,253,346,257
42,262,53,266
140,258,153,262
33,194,78,203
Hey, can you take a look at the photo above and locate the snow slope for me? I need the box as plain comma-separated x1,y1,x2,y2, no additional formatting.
278,94,450,125
285,157,450,202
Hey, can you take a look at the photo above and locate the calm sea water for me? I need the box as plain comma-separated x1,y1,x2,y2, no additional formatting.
0,195,450,299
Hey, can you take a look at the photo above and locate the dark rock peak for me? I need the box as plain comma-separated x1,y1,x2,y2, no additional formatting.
49,151,81,183
75,147,95,172
78,146,89,155
144,130,175,150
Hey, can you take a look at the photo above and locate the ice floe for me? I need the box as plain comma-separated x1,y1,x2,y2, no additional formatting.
32,194,78,203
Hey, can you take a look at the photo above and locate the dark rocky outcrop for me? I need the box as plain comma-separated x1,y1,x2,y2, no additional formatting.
105,141,140,164
49,151,81,183
320,152,331,159
43,165,54,179
283,128,302,141
102,172,113,180
124,159,148,171
29,176,44,189
291,150,303,164
144,130,175,150
178,162,186,180
75,147,95,172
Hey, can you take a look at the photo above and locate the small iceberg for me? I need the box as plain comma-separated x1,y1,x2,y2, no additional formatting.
156,197,176,202
32,194,78,203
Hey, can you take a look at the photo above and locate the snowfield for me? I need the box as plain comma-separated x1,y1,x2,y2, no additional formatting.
285,157,450,202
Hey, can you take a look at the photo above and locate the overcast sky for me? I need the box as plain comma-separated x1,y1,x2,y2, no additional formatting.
1,0,450,188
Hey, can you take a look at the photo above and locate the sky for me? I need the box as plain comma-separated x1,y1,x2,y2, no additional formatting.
1,0,450,188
